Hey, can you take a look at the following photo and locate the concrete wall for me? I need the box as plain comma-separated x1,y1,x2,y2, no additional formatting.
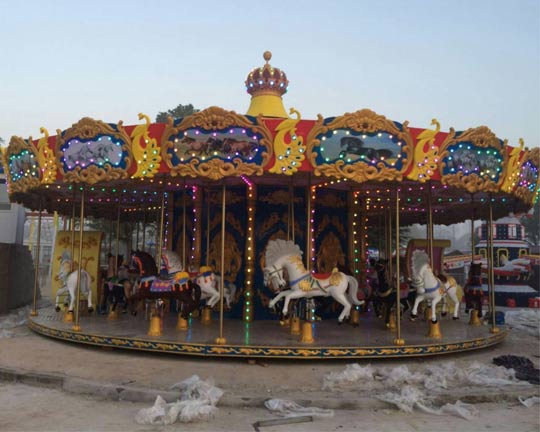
0,243,37,313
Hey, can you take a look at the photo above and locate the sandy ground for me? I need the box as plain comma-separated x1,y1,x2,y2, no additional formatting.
0,301,539,432
0,382,539,432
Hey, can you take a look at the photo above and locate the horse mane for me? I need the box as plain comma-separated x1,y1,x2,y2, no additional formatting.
134,251,158,276
265,239,302,267
411,250,430,277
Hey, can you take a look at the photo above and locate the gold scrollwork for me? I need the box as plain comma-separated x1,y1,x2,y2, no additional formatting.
269,108,305,175
439,126,508,193
501,138,525,193
131,113,161,178
161,106,273,179
56,117,132,184
4,136,41,193
168,157,262,180
33,127,57,184
305,109,414,183
406,119,440,183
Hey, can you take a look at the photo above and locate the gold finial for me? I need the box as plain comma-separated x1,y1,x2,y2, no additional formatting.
263,51,272,64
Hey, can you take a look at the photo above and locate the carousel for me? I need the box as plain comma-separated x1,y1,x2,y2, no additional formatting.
3,51,539,359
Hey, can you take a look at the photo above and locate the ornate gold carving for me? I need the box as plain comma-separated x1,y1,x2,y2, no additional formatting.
257,213,282,239
210,213,244,236
131,113,161,178
315,215,345,238
260,189,302,205
305,109,413,183
269,108,305,175
208,231,242,280
316,194,346,208
161,106,273,179
34,128,57,184
168,157,262,180
406,119,440,183
501,138,525,192
439,126,508,193
56,117,132,184
316,232,346,273
4,136,40,193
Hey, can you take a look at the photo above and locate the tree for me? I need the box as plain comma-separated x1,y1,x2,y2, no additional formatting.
521,199,540,246
155,104,199,123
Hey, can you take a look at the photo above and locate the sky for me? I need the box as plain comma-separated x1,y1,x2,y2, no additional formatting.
0,0,538,149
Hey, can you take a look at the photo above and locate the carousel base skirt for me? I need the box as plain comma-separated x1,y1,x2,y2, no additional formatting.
28,307,508,359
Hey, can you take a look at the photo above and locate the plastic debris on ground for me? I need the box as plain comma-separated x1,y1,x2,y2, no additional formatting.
135,375,224,425
493,355,540,385
0,306,30,338
264,398,334,418
518,396,540,408
376,385,479,420
322,361,529,420
504,309,540,338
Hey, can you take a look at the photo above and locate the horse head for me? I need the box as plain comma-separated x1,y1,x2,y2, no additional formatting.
263,264,287,292
130,250,158,277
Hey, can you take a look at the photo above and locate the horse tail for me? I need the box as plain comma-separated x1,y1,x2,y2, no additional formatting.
346,275,364,306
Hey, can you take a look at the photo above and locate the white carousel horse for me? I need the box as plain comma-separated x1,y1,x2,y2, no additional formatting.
55,269,93,313
410,249,460,322
263,239,363,323
194,267,237,309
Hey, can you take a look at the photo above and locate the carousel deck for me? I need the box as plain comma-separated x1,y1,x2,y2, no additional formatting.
28,306,508,359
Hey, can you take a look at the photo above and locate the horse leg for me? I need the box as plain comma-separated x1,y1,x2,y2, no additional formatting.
448,289,460,319
430,296,440,322
332,291,352,323
282,290,305,317
269,291,287,309
410,295,423,320
55,287,67,312
441,296,448,317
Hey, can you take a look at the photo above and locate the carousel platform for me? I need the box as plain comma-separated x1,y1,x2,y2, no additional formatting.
28,306,508,360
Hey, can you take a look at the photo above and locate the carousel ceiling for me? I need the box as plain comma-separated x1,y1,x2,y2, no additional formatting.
2,52,538,226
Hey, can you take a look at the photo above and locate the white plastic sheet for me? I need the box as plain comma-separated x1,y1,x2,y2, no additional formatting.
0,306,30,338
265,398,334,418
323,361,529,421
135,375,224,425
518,396,540,408
505,309,540,338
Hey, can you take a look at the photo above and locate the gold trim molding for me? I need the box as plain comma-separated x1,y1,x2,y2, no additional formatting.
305,109,413,183
161,106,273,180
56,117,132,184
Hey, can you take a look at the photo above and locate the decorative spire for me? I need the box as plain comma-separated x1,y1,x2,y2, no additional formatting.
245,51,289,118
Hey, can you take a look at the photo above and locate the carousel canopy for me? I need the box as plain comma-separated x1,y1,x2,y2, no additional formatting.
2,52,539,225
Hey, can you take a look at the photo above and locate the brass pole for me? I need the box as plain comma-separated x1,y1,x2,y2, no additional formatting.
394,188,404,345
30,198,43,317
470,195,475,258
182,179,187,269
215,182,227,345
156,188,166,275
206,189,211,265
108,219,113,257
291,183,296,244
287,183,292,241
388,206,393,284
488,196,499,333
115,204,121,276
135,216,140,250
142,211,146,252
73,188,85,332
306,174,312,269
427,183,434,266
70,196,76,272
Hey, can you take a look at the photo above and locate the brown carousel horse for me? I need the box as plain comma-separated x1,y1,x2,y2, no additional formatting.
129,250,201,319
464,262,484,318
